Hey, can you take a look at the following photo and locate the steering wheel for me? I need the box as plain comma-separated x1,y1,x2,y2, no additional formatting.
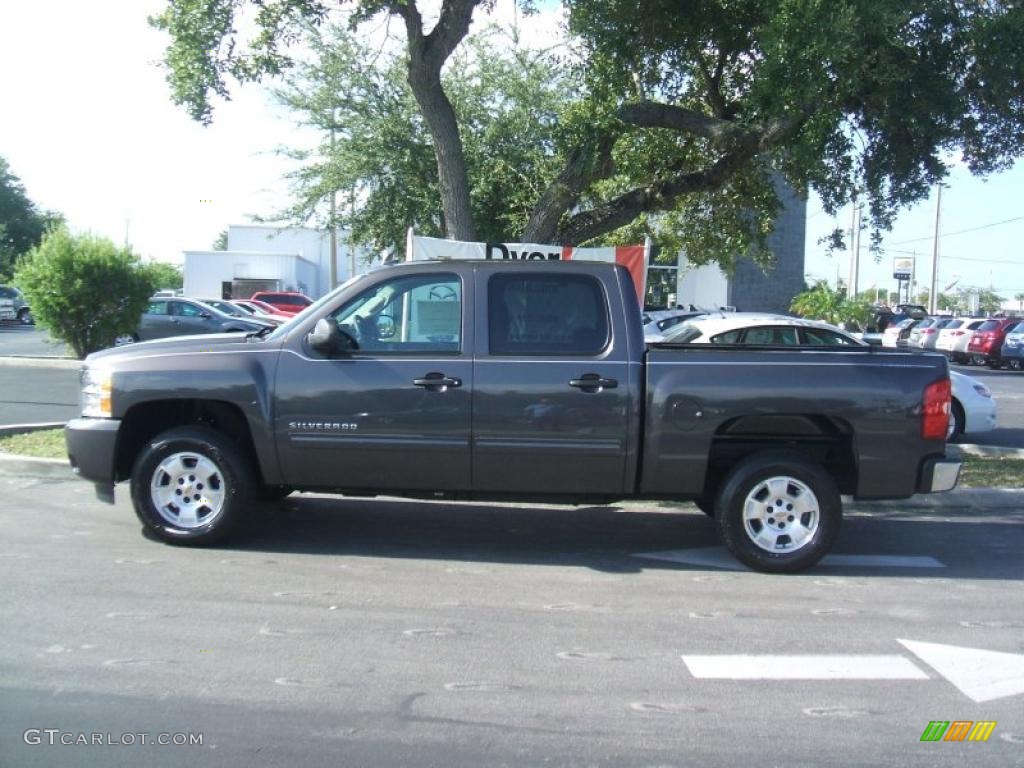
428,285,458,301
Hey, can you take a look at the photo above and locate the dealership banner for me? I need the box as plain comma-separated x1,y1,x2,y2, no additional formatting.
407,230,649,305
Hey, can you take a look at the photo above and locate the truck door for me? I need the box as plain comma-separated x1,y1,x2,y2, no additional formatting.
471,269,632,495
273,270,473,491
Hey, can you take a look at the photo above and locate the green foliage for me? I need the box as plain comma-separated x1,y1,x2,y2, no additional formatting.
0,157,63,280
790,281,872,328
141,260,184,290
153,0,1024,271
270,23,575,253
14,229,157,359
212,229,228,250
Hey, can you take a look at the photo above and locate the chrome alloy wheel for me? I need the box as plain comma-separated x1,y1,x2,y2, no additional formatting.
742,475,820,553
150,452,226,529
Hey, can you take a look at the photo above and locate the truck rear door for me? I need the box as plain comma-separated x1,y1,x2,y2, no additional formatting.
470,265,635,495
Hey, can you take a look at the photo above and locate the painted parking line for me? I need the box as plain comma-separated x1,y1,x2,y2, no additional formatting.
682,654,929,680
682,641,1024,702
634,546,945,570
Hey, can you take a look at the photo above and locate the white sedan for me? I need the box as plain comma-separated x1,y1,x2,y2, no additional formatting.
660,313,997,442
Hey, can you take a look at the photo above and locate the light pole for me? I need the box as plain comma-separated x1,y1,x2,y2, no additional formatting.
929,184,943,314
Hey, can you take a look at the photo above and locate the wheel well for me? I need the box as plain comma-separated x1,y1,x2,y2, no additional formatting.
701,415,857,499
115,400,260,482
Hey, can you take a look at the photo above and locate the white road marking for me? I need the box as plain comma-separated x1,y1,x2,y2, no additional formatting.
682,654,929,680
898,639,1024,703
634,546,944,570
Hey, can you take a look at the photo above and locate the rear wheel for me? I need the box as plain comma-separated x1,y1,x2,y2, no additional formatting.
130,426,254,545
947,400,965,442
715,453,841,573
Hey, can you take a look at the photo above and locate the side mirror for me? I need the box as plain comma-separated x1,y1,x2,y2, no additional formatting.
309,317,357,355
376,314,396,339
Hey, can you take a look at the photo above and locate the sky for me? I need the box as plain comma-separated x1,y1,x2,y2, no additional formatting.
1,1,1021,304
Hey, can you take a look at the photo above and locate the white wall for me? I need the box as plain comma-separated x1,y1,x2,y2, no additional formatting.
676,259,730,309
183,250,317,298
227,225,372,297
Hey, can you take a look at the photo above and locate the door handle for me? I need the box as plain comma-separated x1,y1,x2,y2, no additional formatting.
413,372,462,391
568,373,618,392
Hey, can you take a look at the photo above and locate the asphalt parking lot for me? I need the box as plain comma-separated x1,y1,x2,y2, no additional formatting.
1,325,1023,766
1,459,1022,767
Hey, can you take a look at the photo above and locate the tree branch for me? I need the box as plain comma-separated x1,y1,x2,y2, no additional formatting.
555,113,805,244
617,100,749,146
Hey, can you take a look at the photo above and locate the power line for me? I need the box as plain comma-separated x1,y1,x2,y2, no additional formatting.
888,215,1024,246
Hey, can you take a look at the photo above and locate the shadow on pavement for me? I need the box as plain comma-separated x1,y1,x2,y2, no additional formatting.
182,494,1024,580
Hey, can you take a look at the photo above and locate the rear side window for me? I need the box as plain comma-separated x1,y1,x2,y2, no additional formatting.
488,273,609,356
978,320,999,332
801,328,860,346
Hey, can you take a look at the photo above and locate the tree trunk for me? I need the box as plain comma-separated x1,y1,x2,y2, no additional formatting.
406,67,476,242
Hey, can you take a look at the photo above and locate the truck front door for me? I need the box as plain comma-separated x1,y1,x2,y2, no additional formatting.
274,271,473,492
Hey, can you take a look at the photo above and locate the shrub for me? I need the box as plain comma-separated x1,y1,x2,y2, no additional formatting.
14,228,156,358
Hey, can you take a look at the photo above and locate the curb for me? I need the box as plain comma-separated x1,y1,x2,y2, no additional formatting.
0,452,73,479
951,443,1024,460
0,422,66,438
0,356,81,370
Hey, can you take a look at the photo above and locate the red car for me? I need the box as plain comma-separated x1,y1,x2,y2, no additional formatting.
967,317,1020,368
249,291,313,316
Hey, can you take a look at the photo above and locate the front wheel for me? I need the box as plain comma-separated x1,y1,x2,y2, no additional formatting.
130,426,255,545
17,307,33,325
947,400,965,442
715,453,841,573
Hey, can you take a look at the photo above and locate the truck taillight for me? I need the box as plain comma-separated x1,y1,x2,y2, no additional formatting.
922,378,951,440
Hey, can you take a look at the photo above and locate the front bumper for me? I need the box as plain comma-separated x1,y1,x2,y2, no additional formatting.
917,456,962,493
65,418,121,503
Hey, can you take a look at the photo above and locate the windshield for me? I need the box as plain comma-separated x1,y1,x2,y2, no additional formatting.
264,273,368,342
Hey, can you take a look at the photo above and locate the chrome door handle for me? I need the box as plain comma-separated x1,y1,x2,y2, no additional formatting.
568,374,618,392
413,372,462,391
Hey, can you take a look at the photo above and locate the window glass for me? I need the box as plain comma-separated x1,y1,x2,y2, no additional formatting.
710,329,743,345
977,320,999,332
945,319,963,329
329,273,461,353
146,300,168,315
801,328,859,346
488,274,609,356
661,324,703,343
172,302,206,317
740,326,798,345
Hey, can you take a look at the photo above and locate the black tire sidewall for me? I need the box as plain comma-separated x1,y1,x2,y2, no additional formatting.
716,453,841,574
949,400,965,442
130,426,253,545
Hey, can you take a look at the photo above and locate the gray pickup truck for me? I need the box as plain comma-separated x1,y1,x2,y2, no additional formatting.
65,260,960,573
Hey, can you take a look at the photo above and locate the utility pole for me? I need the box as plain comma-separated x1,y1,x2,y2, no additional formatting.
328,126,338,290
847,201,861,300
929,184,942,314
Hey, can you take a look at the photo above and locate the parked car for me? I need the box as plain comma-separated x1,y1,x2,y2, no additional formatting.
882,317,920,348
231,299,292,323
947,370,997,441
0,285,33,324
249,291,313,316
909,316,954,350
117,297,274,344
967,317,1020,368
197,298,285,326
661,313,996,442
1000,320,1024,370
642,309,706,341
935,318,987,364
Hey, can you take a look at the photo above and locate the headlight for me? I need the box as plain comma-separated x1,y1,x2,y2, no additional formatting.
81,366,113,418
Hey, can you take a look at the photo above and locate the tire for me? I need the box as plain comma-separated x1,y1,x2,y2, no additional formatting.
130,426,255,545
947,400,965,442
715,452,841,574
17,307,33,325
